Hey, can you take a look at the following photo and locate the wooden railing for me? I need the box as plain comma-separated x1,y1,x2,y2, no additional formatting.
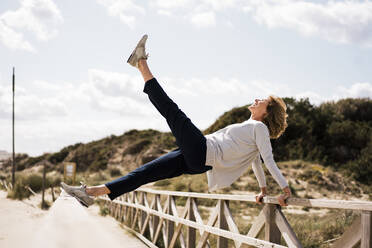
99,188,372,248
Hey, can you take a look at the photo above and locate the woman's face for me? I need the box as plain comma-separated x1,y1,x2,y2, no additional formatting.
248,98,270,118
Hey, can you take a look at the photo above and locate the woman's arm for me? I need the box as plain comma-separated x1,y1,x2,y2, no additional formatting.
252,155,266,188
252,155,267,204
255,123,291,206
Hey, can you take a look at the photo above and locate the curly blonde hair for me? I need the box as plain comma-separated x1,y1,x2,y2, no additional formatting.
262,95,288,139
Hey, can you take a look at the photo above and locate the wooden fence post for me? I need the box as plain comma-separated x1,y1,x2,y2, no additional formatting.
362,211,372,248
264,204,281,244
217,200,228,248
131,192,136,225
167,195,174,248
187,197,196,248
51,186,55,202
41,163,46,208
140,192,146,230
152,195,160,241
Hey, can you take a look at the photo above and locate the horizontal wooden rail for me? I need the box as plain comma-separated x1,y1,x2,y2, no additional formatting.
139,188,372,211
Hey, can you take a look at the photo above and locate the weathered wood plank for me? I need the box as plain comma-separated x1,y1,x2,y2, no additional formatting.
152,197,169,246
171,197,186,248
362,211,372,248
217,200,228,248
247,208,265,238
264,204,281,244
151,195,160,241
137,188,372,211
196,204,219,248
274,208,302,248
331,215,361,248
167,195,175,248
140,192,146,230
187,197,196,248
223,201,241,248
192,199,211,248
140,196,156,235
169,198,190,248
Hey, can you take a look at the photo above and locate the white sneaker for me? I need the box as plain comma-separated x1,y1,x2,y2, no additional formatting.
127,34,148,68
60,182,94,208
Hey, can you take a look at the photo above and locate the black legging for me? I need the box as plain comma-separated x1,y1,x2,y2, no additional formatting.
105,78,212,200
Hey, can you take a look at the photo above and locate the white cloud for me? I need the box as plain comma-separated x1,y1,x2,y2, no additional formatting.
152,0,238,11
98,0,239,28
294,82,372,105
151,0,236,28
0,84,12,119
157,9,173,17
190,11,216,28
95,0,372,43
0,19,35,52
0,0,63,51
244,0,372,46
97,0,145,29
0,70,155,122
0,81,67,121
85,69,153,116
200,0,238,11
337,82,372,98
295,91,324,105
152,0,190,9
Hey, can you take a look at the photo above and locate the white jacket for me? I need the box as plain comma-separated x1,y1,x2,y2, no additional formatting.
205,118,288,191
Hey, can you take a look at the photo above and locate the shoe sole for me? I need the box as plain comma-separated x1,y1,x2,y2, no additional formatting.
70,192,93,208
61,184,92,208
126,34,148,64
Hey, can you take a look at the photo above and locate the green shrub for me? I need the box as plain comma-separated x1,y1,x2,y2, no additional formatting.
7,179,31,200
48,148,69,164
109,168,121,177
299,169,323,183
174,181,187,191
47,174,62,187
26,174,44,192
0,172,6,181
90,159,108,172
123,139,151,155
154,179,171,187
156,133,176,150
98,201,110,216
89,171,108,184
141,155,158,164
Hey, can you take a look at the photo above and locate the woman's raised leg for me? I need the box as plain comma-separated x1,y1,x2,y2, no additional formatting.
138,60,211,174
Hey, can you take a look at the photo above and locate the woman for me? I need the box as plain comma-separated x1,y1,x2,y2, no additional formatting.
61,35,291,208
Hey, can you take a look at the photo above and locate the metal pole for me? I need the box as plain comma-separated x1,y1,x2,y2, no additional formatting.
42,163,46,208
12,67,15,187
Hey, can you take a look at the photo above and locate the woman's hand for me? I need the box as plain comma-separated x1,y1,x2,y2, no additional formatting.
277,186,291,206
255,187,267,204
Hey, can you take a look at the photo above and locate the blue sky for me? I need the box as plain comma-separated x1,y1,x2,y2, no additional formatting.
0,0,372,156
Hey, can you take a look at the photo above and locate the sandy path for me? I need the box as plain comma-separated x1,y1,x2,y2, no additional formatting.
0,190,147,248
0,190,46,247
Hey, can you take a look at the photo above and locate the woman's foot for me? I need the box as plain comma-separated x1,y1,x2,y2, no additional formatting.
60,182,94,208
127,34,148,68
